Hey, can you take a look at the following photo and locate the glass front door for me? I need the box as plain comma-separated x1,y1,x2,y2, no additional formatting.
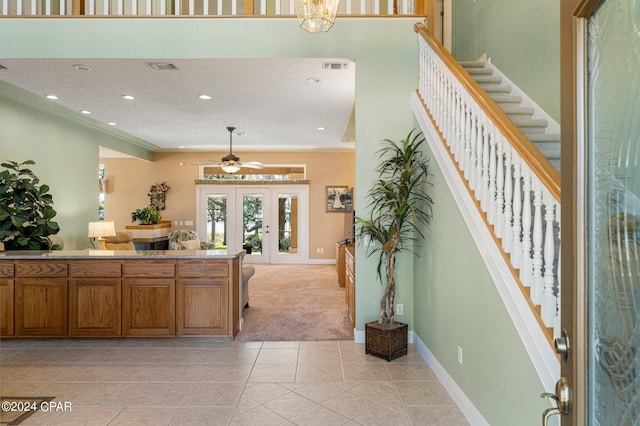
583,0,640,422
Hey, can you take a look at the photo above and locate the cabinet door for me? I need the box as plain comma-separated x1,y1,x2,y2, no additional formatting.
347,273,355,327
70,279,122,336
0,279,14,336
177,279,228,336
123,278,175,336
16,279,68,336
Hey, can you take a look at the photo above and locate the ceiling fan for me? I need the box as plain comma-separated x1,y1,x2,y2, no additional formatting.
212,126,265,174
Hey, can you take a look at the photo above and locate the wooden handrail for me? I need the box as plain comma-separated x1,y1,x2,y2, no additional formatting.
414,23,561,202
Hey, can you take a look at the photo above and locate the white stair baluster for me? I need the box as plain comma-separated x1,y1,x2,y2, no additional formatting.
531,180,544,305
511,158,522,268
487,127,497,224
520,170,533,287
468,111,477,190
554,202,561,338
481,121,490,211
462,100,471,179
455,92,463,165
473,115,482,198
541,191,556,326
502,145,513,253
495,134,505,237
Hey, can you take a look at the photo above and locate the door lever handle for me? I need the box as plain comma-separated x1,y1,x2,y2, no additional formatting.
540,377,570,426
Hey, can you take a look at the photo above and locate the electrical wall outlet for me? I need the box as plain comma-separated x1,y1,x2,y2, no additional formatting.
396,304,403,315
457,346,463,365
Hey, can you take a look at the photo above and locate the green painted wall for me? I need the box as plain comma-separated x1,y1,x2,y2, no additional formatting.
0,82,154,249
412,128,551,424
452,0,560,122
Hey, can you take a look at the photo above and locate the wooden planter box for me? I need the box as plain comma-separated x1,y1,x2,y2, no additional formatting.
365,321,408,361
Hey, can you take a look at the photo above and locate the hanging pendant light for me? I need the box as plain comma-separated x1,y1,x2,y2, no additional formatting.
294,0,341,33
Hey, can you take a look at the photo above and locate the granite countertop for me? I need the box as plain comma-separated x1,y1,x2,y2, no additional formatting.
0,249,244,259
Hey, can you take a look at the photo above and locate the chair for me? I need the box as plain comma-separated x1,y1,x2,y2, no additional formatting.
98,231,136,250
242,264,255,308
168,230,214,250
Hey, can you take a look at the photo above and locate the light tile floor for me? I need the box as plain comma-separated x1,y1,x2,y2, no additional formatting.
0,339,469,425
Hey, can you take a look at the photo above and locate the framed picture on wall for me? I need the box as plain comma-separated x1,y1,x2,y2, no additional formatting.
326,186,353,212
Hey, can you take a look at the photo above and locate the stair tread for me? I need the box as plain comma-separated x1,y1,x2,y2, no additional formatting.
491,94,523,103
511,117,548,127
534,145,561,158
481,85,512,93
465,68,493,75
502,105,535,115
528,133,561,143
460,61,486,68
474,76,502,84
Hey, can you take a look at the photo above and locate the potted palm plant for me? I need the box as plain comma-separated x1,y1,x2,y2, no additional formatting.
356,130,434,361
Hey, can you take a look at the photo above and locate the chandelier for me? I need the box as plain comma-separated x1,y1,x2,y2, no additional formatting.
293,0,341,33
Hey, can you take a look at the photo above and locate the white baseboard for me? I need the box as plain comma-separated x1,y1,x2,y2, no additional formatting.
354,327,487,425
412,332,489,426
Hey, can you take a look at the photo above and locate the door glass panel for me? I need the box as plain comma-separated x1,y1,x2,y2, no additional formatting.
587,1,640,423
277,194,298,255
242,195,263,256
206,195,227,248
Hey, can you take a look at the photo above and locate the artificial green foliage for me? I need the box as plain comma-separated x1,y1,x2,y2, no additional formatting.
0,160,60,250
130,205,162,225
356,130,434,326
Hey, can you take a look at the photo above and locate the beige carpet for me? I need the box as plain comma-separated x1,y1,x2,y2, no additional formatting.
235,264,354,341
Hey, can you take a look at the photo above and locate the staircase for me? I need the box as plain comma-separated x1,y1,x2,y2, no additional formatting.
460,61,561,171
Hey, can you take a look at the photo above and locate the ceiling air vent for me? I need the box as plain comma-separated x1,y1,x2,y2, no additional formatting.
322,62,349,70
148,62,179,71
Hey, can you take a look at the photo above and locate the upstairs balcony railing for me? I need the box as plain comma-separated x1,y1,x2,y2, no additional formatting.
0,0,424,16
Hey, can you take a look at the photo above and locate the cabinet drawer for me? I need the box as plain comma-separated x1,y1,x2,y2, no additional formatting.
124,261,175,278
71,262,122,278
0,263,14,278
178,260,229,278
16,261,68,278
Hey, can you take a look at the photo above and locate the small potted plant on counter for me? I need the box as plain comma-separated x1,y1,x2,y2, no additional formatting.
130,205,162,225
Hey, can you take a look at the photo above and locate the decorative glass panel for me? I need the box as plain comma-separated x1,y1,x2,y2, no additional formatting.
206,195,227,248
587,0,640,423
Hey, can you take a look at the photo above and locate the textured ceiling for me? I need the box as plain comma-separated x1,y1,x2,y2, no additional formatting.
0,58,356,156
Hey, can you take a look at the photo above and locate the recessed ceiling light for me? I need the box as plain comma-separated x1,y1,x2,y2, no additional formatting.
198,95,212,100
80,110,91,115
306,77,320,83
45,94,58,100
72,64,92,72
122,95,135,100
317,127,326,131
107,122,117,126
178,146,185,149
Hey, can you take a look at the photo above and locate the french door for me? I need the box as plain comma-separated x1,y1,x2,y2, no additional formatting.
196,184,309,264
559,1,640,424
